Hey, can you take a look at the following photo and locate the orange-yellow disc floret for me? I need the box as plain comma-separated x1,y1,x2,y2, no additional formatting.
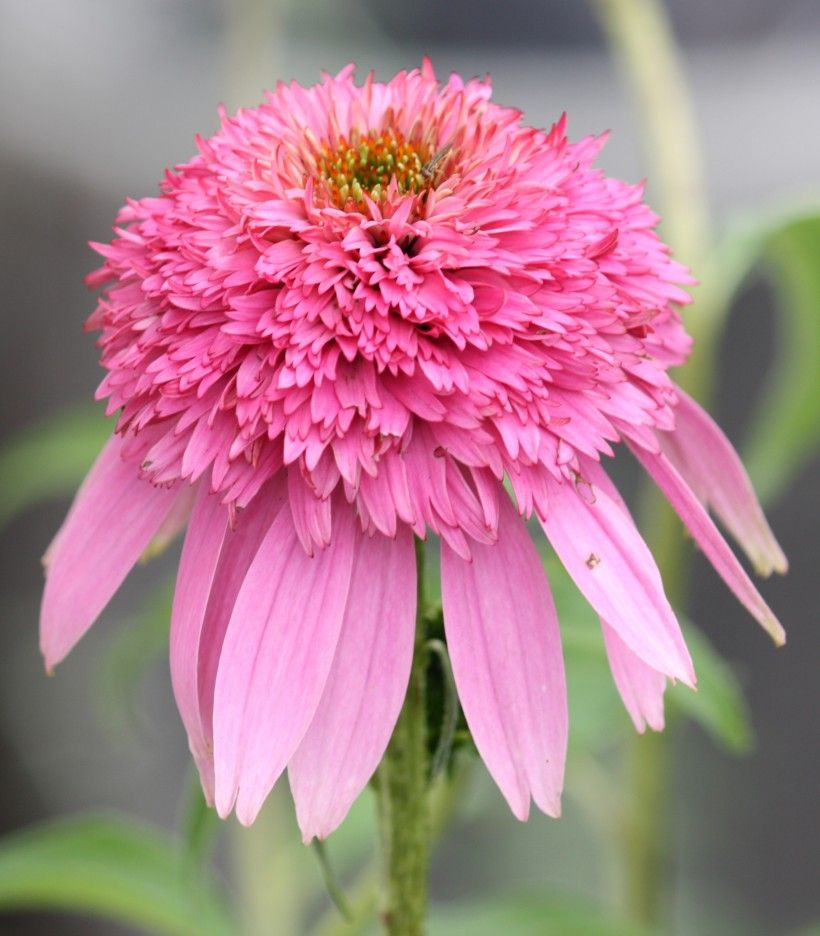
317,130,430,208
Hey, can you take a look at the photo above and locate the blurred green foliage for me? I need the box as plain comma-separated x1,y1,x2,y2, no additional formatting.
428,893,653,935
742,214,820,502
0,814,233,936
0,405,111,531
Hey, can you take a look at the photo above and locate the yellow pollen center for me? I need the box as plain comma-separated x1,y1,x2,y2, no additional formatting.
317,131,431,208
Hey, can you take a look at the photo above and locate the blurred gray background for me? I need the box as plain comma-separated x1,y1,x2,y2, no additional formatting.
1,1,818,933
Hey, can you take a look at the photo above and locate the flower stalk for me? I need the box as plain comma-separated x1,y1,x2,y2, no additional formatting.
375,539,430,935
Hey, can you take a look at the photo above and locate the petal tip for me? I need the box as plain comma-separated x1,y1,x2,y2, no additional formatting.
235,794,264,828
39,632,65,675
213,782,237,821
751,541,789,578
510,796,531,822
236,810,256,828
646,712,666,733
534,791,562,819
765,551,789,578
760,612,787,647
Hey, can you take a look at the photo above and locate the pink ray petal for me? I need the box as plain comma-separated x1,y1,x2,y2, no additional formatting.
169,483,231,796
40,434,183,670
213,501,356,825
289,525,417,842
601,619,666,732
183,477,288,802
539,462,695,686
630,443,786,646
441,492,567,821
661,390,787,577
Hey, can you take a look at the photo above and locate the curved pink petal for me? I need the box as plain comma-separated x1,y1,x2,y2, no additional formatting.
661,390,787,577
630,444,786,646
173,478,288,802
441,493,567,821
169,484,231,795
289,526,416,842
193,480,288,800
601,619,666,732
213,502,356,825
539,461,695,686
40,434,183,670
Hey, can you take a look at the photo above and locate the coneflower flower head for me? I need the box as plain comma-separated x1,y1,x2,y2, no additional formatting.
41,62,786,838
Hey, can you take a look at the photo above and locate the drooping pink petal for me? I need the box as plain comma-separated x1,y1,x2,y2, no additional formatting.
661,390,787,577
169,484,231,794
289,526,416,842
40,434,183,670
601,619,666,732
213,501,356,825
630,443,786,646
185,477,288,802
441,492,567,820
539,463,695,686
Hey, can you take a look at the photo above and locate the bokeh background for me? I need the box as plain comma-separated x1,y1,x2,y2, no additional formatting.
1,1,818,934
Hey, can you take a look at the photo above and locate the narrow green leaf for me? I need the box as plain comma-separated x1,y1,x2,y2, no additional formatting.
0,813,234,936
669,620,754,754
311,839,353,923
429,893,652,936
744,214,820,503
0,404,111,529
425,638,460,780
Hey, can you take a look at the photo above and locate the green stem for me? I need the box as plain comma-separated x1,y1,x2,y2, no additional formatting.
619,730,669,926
590,0,715,929
590,0,709,268
375,539,430,935
314,756,470,936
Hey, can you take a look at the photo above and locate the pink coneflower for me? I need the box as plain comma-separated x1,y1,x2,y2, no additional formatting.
41,62,786,839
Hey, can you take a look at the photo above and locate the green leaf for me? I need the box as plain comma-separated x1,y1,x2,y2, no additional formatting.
96,581,174,734
311,839,353,923
0,404,111,529
0,813,234,936
743,214,820,503
429,893,652,936
668,620,754,754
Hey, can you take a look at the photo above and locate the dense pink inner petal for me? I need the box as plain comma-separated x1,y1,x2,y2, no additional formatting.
86,63,692,547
